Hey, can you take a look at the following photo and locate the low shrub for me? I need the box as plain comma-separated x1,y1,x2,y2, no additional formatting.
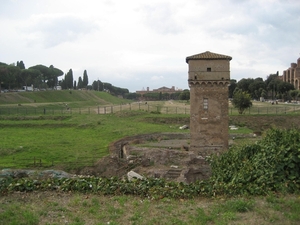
209,128,300,195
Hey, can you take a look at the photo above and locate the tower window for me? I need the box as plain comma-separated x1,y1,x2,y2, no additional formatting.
203,98,208,110
207,67,211,72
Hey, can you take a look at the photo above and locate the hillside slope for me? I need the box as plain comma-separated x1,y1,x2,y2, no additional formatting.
0,90,131,106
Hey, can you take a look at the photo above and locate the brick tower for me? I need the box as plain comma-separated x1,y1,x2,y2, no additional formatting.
186,51,232,159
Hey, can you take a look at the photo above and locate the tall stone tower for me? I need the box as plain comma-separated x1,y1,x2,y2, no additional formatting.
186,51,232,158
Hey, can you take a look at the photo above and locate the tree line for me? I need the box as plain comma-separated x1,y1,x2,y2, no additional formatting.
0,60,192,100
0,61,64,91
0,60,129,96
229,72,295,101
230,72,297,114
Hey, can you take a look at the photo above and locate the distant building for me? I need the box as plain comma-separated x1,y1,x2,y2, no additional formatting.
282,57,300,89
23,85,33,91
136,86,182,100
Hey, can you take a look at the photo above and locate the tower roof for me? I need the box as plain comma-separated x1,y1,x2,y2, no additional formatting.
186,51,232,63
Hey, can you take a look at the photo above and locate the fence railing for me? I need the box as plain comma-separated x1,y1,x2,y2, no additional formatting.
0,103,190,115
1,103,300,116
229,105,300,115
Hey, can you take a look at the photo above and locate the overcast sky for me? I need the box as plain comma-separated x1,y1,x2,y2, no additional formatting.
1,0,299,92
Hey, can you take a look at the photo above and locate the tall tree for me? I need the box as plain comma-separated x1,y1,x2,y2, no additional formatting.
0,64,8,94
248,78,266,99
17,61,25,69
4,65,20,90
289,90,299,101
277,81,294,96
48,65,63,88
265,73,281,99
179,90,190,100
231,89,252,114
19,69,40,89
28,65,50,84
65,69,73,89
83,70,88,88
29,64,64,88
237,78,254,92
92,80,103,91
77,76,83,89
59,78,67,90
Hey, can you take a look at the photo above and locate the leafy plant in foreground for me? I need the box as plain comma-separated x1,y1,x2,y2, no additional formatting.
209,128,300,195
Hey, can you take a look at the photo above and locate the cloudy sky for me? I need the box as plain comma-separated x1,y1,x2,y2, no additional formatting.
1,0,299,92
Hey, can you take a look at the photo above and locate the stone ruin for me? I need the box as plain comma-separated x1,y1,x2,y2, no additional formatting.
80,132,212,183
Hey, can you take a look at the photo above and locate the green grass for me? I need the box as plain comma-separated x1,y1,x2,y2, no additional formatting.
0,90,132,109
0,112,190,170
229,126,253,134
0,193,299,225
0,110,254,171
0,202,39,225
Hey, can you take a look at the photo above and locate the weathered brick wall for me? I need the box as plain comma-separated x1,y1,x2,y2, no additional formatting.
188,60,230,81
189,82,229,155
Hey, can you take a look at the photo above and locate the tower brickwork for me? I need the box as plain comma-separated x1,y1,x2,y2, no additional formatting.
186,51,232,159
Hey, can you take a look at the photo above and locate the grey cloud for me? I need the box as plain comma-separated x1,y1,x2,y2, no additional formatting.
25,14,99,48
139,3,184,35
191,0,299,50
0,0,37,19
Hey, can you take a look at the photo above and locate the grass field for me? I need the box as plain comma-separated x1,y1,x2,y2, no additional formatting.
1,91,300,225
0,90,132,106
0,112,191,171
1,192,299,225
